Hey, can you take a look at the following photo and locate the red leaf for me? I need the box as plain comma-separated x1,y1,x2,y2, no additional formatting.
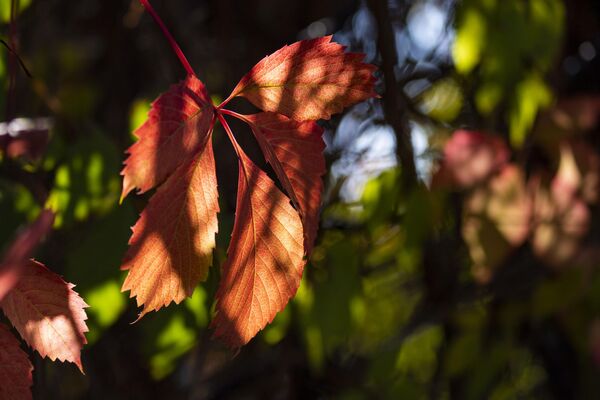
225,36,377,121
121,75,214,199
122,139,219,317
0,260,88,372
433,130,510,189
0,210,54,301
0,323,32,400
212,149,305,347
241,112,325,254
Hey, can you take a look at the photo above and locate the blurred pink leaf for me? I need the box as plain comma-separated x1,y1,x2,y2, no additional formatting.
433,130,510,189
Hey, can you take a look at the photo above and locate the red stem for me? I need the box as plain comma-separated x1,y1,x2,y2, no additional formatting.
217,112,244,156
139,0,195,76
219,108,248,123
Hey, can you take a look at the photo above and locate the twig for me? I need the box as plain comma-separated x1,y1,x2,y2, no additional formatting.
366,0,417,189
0,39,32,78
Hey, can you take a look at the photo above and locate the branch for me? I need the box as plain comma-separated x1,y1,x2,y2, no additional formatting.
366,0,417,189
0,39,32,78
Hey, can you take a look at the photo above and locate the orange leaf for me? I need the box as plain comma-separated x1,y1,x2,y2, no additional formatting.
0,323,32,400
121,75,214,199
242,112,325,254
212,149,305,347
225,36,377,121
0,260,88,372
122,139,219,317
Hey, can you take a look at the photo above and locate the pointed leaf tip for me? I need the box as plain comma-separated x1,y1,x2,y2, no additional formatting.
0,260,88,372
228,36,378,121
121,139,219,317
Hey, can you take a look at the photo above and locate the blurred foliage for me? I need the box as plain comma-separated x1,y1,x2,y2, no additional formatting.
2,0,600,399
453,0,563,145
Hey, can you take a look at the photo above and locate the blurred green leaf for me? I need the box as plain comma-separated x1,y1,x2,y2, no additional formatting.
453,7,486,74
419,77,464,122
46,130,121,227
0,0,31,22
509,74,553,147
129,99,151,135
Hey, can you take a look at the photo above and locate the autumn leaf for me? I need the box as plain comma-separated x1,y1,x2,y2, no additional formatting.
0,323,32,400
0,210,54,301
0,260,88,371
122,139,219,317
120,4,378,346
212,148,305,347
223,35,377,121
239,111,325,254
120,74,215,200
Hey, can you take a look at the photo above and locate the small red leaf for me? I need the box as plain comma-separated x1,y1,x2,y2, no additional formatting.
212,149,305,347
122,139,219,317
242,112,325,254
0,260,88,371
225,35,377,121
0,210,54,301
0,323,32,400
121,75,214,199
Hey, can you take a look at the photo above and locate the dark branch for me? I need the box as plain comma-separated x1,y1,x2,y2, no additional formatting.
366,0,417,189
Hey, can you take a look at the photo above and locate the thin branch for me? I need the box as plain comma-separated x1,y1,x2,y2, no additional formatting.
0,39,32,78
366,0,417,189
139,0,195,76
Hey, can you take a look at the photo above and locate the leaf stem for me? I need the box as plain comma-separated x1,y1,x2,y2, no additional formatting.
138,0,195,76
219,108,248,123
217,112,244,157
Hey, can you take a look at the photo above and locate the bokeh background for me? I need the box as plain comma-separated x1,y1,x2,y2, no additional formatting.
2,0,600,398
